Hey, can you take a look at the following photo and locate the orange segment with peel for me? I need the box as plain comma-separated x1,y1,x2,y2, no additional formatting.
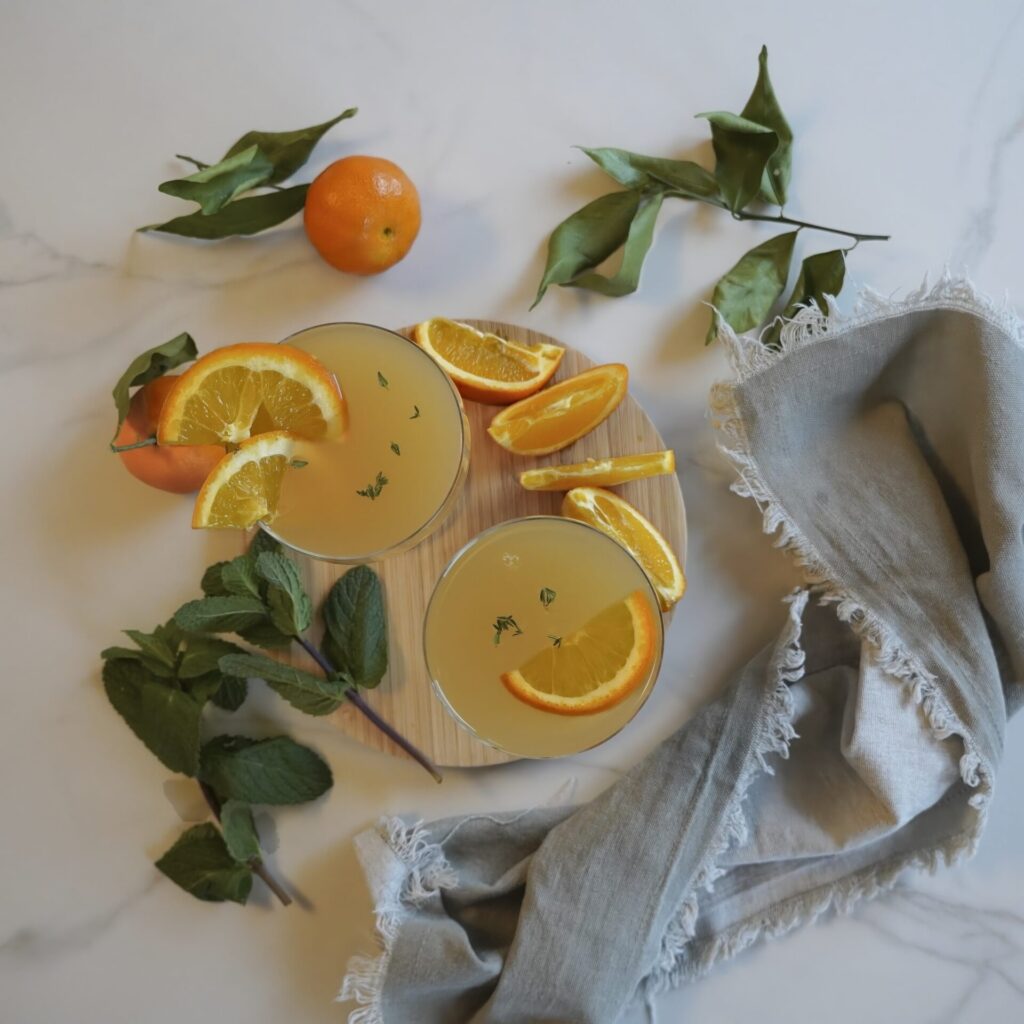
501,590,656,715
519,450,675,491
413,318,564,404
157,342,346,446
192,431,295,529
487,363,628,456
562,487,685,611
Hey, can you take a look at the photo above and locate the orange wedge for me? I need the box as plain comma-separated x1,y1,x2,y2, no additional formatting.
192,431,295,529
501,590,656,715
562,487,685,611
413,318,564,404
158,342,346,446
519,450,675,491
487,364,628,456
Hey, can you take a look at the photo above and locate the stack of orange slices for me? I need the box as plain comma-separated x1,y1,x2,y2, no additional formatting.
156,342,347,529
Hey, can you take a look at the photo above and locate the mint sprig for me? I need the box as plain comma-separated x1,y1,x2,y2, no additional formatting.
532,46,889,346
100,532,441,907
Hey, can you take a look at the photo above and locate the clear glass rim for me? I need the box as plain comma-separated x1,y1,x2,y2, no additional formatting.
422,514,666,759
260,321,470,563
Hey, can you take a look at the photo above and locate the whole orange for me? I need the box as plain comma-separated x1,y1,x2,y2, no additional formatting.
116,376,224,494
303,156,421,275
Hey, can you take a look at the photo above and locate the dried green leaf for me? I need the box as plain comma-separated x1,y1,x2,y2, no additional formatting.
764,248,846,347
141,185,308,239
531,190,641,308
223,108,357,184
578,147,719,199
707,231,797,342
110,333,197,439
159,146,274,215
696,111,778,213
567,192,664,298
740,46,793,206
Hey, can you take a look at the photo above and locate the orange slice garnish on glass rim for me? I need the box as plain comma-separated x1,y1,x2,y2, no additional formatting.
157,342,346,446
501,590,656,715
519,450,675,491
562,486,685,612
192,430,295,529
487,363,628,456
413,318,564,404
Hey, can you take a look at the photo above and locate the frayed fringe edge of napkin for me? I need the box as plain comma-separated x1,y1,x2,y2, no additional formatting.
643,270,1011,996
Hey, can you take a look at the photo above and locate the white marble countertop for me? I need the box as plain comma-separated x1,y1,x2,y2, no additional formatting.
3,1,1023,1021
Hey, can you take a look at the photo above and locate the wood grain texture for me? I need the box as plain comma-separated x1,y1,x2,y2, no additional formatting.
254,321,687,768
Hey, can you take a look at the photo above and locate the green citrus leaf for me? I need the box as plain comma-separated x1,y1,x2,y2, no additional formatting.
764,248,846,347
532,190,641,308
707,231,797,342
141,185,308,239
740,46,793,206
223,107,357,184
696,111,778,213
158,146,275,215
578,147,719,199
110,333,197,439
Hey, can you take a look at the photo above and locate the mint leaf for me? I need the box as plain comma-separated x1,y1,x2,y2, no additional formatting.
740,46,793,206
220,800,261,862
155,823,253,904
110,333,197,439
323,565,388,688
255,552,312,636
211,676,248,711
180,670,226,705
123,628,177,673
201,561,231,597
696,111,778,213
249,529,282,559
219,652,347,715
532,190,641,308
579,147,719,199
159,146,275,215
102,660,201,775
141,185,308,239
566,192,664,298
199,735,333,805
174,595,268,634
223,108,357,184
221,555,262,599
707,231,797,342
236,620,294,650
101,643,174,679
178,636,247,679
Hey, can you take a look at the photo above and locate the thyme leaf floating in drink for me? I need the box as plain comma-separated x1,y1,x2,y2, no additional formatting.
356,471,389,501
492,615,524,645
540,587,557,609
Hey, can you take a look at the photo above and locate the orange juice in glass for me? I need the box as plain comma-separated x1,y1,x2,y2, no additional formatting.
263,322,469,561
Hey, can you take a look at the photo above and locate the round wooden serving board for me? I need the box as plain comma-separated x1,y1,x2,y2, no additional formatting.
254,321,687,768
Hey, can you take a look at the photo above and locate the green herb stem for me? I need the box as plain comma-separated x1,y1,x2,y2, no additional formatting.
294,636,442,783
109,436,158,453
668,191,889,242
198,781,292,906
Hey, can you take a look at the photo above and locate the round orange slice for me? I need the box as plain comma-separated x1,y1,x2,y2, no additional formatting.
519,450,675,491
562,487,685,611
157,342,346,446
487,363,628,456
501,590,656,715
192,431,295,529
413,318,564,404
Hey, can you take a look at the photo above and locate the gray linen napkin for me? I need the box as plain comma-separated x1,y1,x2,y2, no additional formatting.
339,276,1023,1023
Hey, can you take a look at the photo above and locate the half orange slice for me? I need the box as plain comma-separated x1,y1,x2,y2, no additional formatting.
501,590,656,715
158,342,346,446
562,487,685,611
519,450,675,491
192,431,295,529
413,318,564,404
487,363,628,456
